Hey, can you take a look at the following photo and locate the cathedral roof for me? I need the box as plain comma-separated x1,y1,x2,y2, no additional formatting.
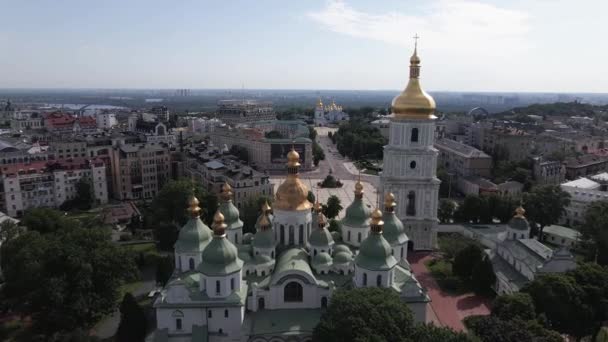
252,228,276,249
333,251,353,264
271,248,316,284
199,211,243,276
341,197,371,228
382,211,409,245
312,252,333,267
356,209,397,271
333,244,352,255
391,39,436,120
218,183,244,230
174,195,212,253
508,206,530,231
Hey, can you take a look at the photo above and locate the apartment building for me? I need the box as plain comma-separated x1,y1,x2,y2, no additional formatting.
435,138,492,178
1,158,108,217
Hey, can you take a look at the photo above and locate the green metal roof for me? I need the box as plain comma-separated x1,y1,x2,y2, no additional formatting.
333,244,352,255
174,217,212,253
271,248,316,284
312,252,332,267
382,212,408,245
252,229,276,249
333,251,353,264
341,198,371,228
218,200,243,231
309,227,334,247
355,232,398,271
199,236,243,276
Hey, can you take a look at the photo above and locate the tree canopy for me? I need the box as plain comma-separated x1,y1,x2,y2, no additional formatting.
523,185,570,241
579,201,608,264
314,288,471,342
0,225,138,335
323,195,343,219
116,293,147,342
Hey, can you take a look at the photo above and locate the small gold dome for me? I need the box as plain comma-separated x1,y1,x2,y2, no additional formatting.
187,194,201,217
259,213,271,228
212,210,227,234
515,206,526,218
392,45,436,120
287,148,300,167
384,192,396,209
314,199,323,213
317,211,327,226
370,208,384,227
355,180,364,193
261,200,272,213
220,182,233,201
317,98,323,107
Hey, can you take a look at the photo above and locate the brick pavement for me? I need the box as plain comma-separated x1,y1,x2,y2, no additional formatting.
409,252,491,331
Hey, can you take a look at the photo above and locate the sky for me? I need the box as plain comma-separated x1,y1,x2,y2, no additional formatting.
0,0,606,92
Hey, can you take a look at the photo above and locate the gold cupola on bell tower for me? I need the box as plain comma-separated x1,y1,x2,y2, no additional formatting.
391,35,436,120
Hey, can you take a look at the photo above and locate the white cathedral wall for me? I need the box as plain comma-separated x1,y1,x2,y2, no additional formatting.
207,306,243,336
341,226,369,247
175,253,202,272
267,279,330,310
354,265,393,288
157,308,204,335
200,272,242,298
273,209,312,246
407,302,428,323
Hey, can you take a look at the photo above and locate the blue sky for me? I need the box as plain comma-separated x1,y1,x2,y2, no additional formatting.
0,0,606,92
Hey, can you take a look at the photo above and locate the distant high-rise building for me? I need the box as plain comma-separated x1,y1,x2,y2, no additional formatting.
216,100,276,126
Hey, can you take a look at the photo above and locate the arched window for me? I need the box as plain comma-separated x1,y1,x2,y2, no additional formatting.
376,275,382,287
299,224,304,243
188,258,195,270
363,273,368,286
235,234,239,244
172,310,184,330
357,232,361,243
406,191,416,216
230,278,235,290
208,310,212,318
215,280,220,294
347,231,351,241
411,128,419,142
289,225,295,245
224,309,229,318
284,282,303,302
258,297,265,309
271,251,275,258
400,248,404,259
410,161,416,169
314,250,318,256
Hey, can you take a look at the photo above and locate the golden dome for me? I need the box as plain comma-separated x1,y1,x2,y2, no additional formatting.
317,98,323,107
384,192,396,209
220,182,233,201
317,211,327,226
515,206,526,218
287,147,300,168
314,199,323,213
370,208,384,227
355,180,364,194
212,210,227,234
274,175,312,211
391,42,436,120
187,194,201,217
261,200,272,213
259,213,271,228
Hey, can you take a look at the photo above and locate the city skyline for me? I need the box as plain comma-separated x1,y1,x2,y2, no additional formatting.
1,0,606,92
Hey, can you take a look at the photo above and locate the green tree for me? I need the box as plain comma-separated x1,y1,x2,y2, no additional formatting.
313,141,325,166
471,256,496,294
453,244,483,279
523,185,570,241
116,293,147,342
566,263,608,331
156,255,175,286
487,194,517,223
579,201,608,264
0,220,23,243
465,315,562,342
491,293,536,322
264,130,284,139
312,288,414,342
410,324,473,342
228,145,249,163
328,219,341,233
455,195,487,223
307,191,315,203
438,199,456,223
0,227,138,334
323,195,343,219
21,208,78,234
150,178,217,226
74,178,95,209
523,273,594,338
241,196,272,234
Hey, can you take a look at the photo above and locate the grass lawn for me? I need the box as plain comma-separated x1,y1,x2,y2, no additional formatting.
425,258,472,295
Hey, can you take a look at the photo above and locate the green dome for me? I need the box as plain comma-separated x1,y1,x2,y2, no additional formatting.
199,236,243,276
219,200,244,231
309,228,334,247
313,252,332,267
382,212,408,245
333,244,352,255
253,254,274,266
242,233,253,244
252,229,276,249
333,251,353,264
355,233,397,271
174,217,212,253
341,198,371,228
509,216,530,231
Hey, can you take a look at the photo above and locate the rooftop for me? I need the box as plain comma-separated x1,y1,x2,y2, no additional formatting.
435,138,491,158
562,177,601,189
543,225,581,241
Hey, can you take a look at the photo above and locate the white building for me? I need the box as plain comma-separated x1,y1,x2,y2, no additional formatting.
97,112,117,130
379,46,439,251
2,158,108,217
542,225,580,248
560,175,608,226
313,98,349,126
151,146,429,341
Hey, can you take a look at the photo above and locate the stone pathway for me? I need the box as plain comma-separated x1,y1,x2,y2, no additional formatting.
408,252,491,331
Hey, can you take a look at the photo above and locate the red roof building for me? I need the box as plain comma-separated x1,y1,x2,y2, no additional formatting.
43,112,97,133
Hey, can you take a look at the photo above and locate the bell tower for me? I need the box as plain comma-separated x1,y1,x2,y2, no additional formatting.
379,36,439,251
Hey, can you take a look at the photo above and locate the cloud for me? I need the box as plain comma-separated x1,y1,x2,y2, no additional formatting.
308,0,530,54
